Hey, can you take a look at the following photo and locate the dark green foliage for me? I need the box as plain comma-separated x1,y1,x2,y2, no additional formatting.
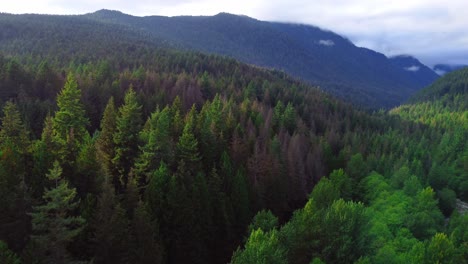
437,188,457,216
96,97,117,177
29,161,85,263
0,17,464,264
92,179,130,264
129,201,164,264
112,88,142,191
0,241,20,264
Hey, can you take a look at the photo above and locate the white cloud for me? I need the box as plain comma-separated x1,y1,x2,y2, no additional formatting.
404,65,420,72
318,40,335,46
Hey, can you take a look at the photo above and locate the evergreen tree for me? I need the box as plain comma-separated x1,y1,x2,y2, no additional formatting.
96,97,117,177
134,106,173,182
176,108,201,180
0,101,29,149
112,87,142,191
30,161,85,263
93,178,130,264
129,201,164,264
52,72,89,160
0,102,30,252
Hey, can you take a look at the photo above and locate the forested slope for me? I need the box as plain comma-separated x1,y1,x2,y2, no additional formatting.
233,69,468,263
0,13,465,264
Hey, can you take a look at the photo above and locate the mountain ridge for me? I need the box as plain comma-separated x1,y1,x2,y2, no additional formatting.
84,9,439,108
0,9,439,108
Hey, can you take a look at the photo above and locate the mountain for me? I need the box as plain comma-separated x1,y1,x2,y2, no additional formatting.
0,10,439,108
389,55,439,87
433,64,468,75
83,9,438,108
0,9,466,264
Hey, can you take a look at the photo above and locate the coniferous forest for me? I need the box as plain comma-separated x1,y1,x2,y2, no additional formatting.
0,12,467,264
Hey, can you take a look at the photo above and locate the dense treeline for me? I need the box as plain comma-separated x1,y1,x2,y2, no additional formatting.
0,33,466,263
0,50,382,263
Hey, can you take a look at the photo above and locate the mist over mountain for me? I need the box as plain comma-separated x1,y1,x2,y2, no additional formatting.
85,9,438,108
433,64,468,76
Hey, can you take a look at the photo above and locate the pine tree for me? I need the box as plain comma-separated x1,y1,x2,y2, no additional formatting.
176,107,201,180
52,72,89,154
134,106,173,182
112,88,142,192
30,161,85,263
96,97,117,177
0,101,29,150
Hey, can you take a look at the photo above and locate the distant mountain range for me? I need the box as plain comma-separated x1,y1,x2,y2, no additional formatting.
432,64,468,76
0,9,440,108
84,10,439,108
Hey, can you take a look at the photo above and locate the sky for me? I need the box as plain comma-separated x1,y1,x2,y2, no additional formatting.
1,0,467,66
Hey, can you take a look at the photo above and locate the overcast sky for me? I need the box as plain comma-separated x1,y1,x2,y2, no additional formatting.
1,0,467,66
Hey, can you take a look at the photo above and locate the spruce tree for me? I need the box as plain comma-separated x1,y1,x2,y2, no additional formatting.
30,161,85,263
52,72,89,151
96,97,117,177
112,87,142,192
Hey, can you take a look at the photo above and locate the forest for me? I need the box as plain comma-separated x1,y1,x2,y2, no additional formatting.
0,13,467,264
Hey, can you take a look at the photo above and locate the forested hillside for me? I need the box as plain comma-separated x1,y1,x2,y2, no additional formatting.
0,11,439,108
233,68,468,263
0,11,466,264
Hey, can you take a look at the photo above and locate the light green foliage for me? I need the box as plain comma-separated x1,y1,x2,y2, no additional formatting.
362,172,392,203
52,72,89,146
320,199,368,263
248,210,279,234
406,187,444,240
426,233,457,264
309,177,340,209
329,169,352,200
231,229,287,264
403,175,423,197
310,257,326,264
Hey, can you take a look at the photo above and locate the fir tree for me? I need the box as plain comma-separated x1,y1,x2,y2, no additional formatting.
52,72,89,152
96,97,117,177
112,87,142,191
30,161,85,263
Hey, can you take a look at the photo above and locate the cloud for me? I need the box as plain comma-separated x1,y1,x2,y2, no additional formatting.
404,65,420,72
318,40,335,46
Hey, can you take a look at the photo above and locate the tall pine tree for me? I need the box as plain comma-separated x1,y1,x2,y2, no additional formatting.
112,87,142,192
